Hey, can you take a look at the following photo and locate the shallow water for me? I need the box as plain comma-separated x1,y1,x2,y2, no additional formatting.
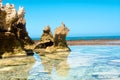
28,46,120,80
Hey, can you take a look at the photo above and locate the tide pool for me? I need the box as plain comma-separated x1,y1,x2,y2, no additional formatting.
28,46,120,80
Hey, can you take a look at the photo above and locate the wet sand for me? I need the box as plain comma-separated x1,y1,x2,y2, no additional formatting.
0,56,35,80
67,39,120,45
34,39,120,45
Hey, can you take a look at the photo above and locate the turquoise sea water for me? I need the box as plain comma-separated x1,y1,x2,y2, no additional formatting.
32,36,120,40
28,46,120,80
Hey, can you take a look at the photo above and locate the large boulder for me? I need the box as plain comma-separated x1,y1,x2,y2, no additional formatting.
0,1,34,58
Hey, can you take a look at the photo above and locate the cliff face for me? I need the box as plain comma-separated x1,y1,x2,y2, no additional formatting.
0,2,34,58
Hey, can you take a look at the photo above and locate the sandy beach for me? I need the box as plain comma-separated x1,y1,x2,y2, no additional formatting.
67,39,120,45
34,39,120,45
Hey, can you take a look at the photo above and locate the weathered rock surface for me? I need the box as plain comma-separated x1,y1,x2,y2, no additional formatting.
54,22,69,47
35,26,54,49
0,1,34,58
34,23,70,53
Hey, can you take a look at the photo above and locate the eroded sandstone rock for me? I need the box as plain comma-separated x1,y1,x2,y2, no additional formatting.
35,26,54,49
0,1,34,58
46,22,70,52
54,22,69,47
35,23,70,53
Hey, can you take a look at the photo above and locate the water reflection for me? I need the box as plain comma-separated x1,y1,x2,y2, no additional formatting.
40,52,70,76
28,52,70,80
28,46,120,80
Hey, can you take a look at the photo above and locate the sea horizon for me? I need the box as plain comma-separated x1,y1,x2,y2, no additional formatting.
32,35,120,41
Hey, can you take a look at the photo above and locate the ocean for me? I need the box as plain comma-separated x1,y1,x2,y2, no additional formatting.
28,36,120,80
28,46,120,80
32,36,120,41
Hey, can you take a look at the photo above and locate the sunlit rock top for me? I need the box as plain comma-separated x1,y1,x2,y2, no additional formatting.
0,1,25,31
54,22,69,35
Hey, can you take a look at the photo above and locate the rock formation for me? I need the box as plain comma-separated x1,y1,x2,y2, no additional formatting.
35,26,54,49
34,23,70,53
54,22,69,48
0,1,34,58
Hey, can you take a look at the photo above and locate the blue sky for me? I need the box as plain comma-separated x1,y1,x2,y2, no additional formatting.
3,0,120,37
